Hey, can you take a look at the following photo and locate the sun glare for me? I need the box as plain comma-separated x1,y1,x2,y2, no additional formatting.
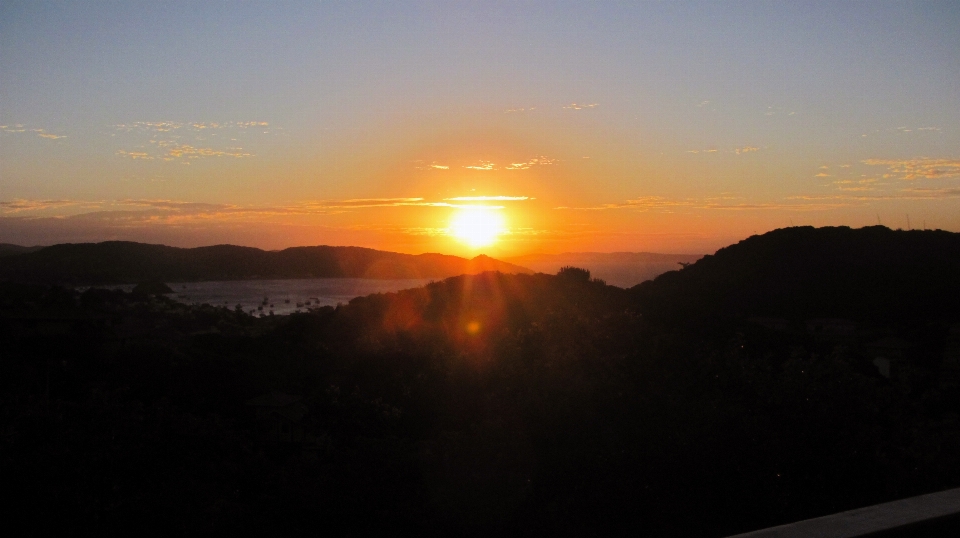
449,206,506,248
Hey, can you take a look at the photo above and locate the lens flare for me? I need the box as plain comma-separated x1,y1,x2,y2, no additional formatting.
449,206,505,248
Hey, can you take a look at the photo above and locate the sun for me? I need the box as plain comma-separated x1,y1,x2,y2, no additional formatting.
449,206,506,248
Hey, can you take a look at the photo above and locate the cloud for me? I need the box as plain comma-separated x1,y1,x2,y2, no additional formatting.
833,178,879,192
790,187,960,202
734,146,759,155
0,199,84,214
863,158,960,180
114,121,270,133
162,144,252,159
556,194,856,213
555,196,696,211
1,197,474,222
444,196,531,202
504,156,558,170
702,201,851,211
1,125,65,138
464,161,496,171
116,144,252,161
412,160,449,170
562,103,598,110
117,150,154,160
30,128,67,139
696,100,710,107
505,107,534,113
814,172,831,177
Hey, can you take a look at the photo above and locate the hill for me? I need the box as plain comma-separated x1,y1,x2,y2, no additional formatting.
0,241,532,285
631,226,960,324
0,243,44,258
4,226,960,535
504,251,703,287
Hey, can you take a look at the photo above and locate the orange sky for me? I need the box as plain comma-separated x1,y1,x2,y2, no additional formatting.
2,3,958,256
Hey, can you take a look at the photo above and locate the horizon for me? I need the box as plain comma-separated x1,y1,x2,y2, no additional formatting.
2,1,959,256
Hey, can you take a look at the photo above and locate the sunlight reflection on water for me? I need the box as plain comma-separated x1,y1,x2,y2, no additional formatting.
93,278,435,315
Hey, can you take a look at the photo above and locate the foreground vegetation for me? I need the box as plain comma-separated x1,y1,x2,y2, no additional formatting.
3,226,960,536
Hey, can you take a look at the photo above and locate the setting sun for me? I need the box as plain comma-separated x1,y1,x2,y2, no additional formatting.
449,206,506,248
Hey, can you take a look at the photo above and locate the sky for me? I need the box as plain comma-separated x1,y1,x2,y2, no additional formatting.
1,1,958,257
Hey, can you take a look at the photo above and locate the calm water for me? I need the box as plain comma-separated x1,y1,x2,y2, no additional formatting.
99,278,436,316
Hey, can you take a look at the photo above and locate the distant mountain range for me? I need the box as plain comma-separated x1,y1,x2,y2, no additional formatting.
505,251,703,288
0,243,44,258
0,241,533,285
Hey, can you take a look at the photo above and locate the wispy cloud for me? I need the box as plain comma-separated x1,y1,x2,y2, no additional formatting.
444,196,531,202
31,128,67,140
0,197,483,224
116,150,154,160
163,144,252,159
114,121,271,133
734,146,759,155
504,156,558,170
111,120,277,162
505,107,535,113
789,188,960,203
556,194,856,212
863,158,960,180
562,103,599,110
412,160,449,171
1,125,66,138
555,196,696,211
833,178,879,192
0,199,85,213
464,161,496,171
116,142,252,161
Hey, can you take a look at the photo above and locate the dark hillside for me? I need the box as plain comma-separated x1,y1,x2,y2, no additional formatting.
631,226,960,325
4,228,960,536
0,241,532,284
0,243,44,257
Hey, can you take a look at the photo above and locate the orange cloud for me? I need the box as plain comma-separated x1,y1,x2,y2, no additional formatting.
464,161,496,171
445,196,531,201
562,103,599,110
863,158,960,180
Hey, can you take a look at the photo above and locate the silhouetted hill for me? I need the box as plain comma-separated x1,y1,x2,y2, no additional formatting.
505,251,703,287
0,243,44,257
0,241,532,285
631,226,960,324
5,230,960,535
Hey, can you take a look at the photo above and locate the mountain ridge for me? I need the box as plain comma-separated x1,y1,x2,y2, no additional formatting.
0,241,533,285
631,225,960,324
